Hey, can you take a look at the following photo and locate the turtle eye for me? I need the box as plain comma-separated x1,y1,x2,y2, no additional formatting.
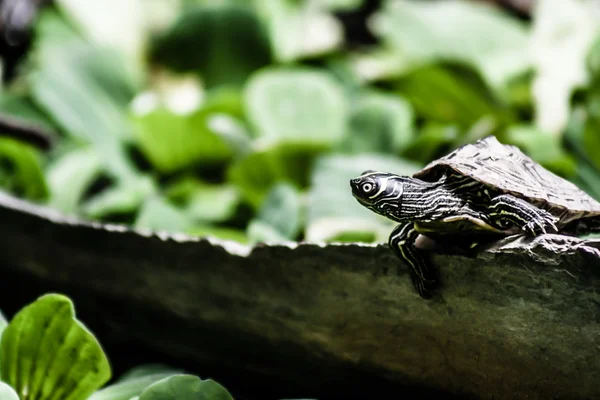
362,182,373,193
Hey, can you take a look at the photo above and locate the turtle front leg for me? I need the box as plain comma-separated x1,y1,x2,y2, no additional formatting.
487,194,559,235
389,222,438,299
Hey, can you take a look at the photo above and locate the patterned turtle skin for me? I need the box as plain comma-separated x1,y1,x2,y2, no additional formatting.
350,135,600,299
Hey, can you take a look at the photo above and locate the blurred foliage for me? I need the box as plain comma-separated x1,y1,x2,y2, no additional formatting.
0,0,599,244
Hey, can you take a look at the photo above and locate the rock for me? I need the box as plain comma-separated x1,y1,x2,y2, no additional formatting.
0,191,598,399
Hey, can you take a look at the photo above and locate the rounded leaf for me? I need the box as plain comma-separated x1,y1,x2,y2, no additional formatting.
0,293,111,400
244,67,348,146
138,375,233,400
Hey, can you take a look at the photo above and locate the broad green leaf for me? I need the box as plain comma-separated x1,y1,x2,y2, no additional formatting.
150,4,271,88
46,148,103,214
29,11,138,181
115,365,184,382
32,9,85,60
244,67,348,146
0,382,19,400
504,125,577,177
340,91,414,154
256,0,343,62
0,94,57,132
395,62,511,129
306,153,421,242
583,116,600,173
563,106,600,201
227,142,323,208
572,85,600,178
30,50,137,181
530,0,600,134
30,43,135,142
0,293,111,400
200,88,252,156
55,0,145,79
0,309,7,342
185,225,248,243
372,0,530,86
498,71,534,114
346,48,411,83
90,365,183,400
83,176,157,219
165,177,241,224
188,185,239,223
0,138,48,200
574,162,600,201
247,220,289,243
138,375,233,400
134,196,190,233
586,33,600,77
402,122,460,163
248,183,302,242
255,183,302,238
326,0,363,10
131,97,234,173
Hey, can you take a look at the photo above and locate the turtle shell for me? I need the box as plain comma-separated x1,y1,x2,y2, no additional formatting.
413,135,600,226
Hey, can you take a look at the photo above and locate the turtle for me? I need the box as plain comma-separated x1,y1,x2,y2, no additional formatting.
350,135,600,299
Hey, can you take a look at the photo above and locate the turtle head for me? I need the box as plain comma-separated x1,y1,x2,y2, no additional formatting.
350,170,406,220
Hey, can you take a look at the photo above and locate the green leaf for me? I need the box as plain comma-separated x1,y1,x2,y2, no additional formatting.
165,177,241,223
55,0,145,78
0,382,19,400
247,220,289,243
0,94,57,132
345,48,411,84
185,225,248,243
0,293,111,400
83,176,157,219
32,9,85,59
563,106,600,201
29,11,138,181
0,138,48,201
138,375,233,400
248,183,302,242
90,365,183,400
131,96,235,173
187,185,240,223
504,125,577,178
256,0,343,62
227,142,323,208
150,4,271,88
402,122,460,163
200,89,252,156
0,309,7,342
115,365,184,382
530,0,600,134
46,148,103,214
244,67,348,146
306,153,421,242
134,196,190,233
340,90,414,154
372,0,530,86
395,62,511,129
326,0,363,10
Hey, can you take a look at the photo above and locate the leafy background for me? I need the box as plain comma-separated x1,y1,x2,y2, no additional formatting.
1,0,600,247
1,0,600,399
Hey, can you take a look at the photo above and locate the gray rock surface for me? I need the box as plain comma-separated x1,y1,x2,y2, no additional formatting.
0,191,599,399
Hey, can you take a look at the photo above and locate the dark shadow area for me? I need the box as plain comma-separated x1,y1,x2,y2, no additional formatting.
0,265,470,400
